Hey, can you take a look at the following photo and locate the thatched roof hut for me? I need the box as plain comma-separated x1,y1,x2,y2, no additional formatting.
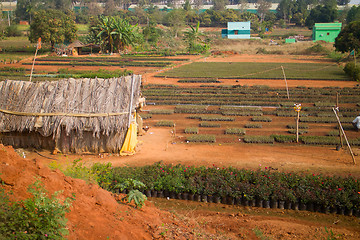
0,75,142,153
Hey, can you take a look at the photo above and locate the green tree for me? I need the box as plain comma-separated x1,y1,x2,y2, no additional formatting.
256,0,272,23
163,9,185,38
347,5,360,24
334,21,360,53
29,9,77,49
90,16,141,53
276,0,296,24
213,0,227,11
305,5,337,28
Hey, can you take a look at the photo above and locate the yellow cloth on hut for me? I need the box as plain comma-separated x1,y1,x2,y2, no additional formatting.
120,122,138,156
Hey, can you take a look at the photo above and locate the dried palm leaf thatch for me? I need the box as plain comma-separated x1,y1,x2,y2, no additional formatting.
0,75,142,153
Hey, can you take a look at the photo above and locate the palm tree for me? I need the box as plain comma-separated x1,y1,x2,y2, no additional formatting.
111,17,141,52
91,16,140,54
183,22,202,53
92,16,115,53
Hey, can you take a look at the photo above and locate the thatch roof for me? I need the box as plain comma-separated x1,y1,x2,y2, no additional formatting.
0,76,142,139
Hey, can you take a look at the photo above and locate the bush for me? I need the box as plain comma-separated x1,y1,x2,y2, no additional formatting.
243,135,274,144
302,136,340,145
187,134,216,143
174,105,208,113
6,25,22,37
288,129,308,135
245,123,262,128
251,116,272,122
155,120,174,127
222,111,263,116
199,122,221,128
184,127,199,134
287,124,309,129
225,128,246,135
0,179,73,239
272,134,298,143
200,116,235,121
343,62,360,81
149,109,174,115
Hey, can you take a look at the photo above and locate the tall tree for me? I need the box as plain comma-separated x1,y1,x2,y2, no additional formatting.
347,5,360,24
105,0,117,16
213,0,227,11
335,21,360,53
305,5,337,28
256,0,272,23
276,0,296,24
29,9,77,49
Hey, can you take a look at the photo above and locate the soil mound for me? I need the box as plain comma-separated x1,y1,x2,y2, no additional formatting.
0,144,188,239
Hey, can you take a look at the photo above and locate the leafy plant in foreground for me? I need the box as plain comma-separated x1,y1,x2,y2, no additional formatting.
0,179,74,239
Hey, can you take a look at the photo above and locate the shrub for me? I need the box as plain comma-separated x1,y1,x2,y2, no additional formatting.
222,111,263,116
149,109,174,115
288,129,308,135
243,135,274,144
314,102,335,107
0,179,73,239
225,128,246,135
187,134,216,143
343,62,360,81
174,105,208,113
155,120,174,127
287,124,309,129
199,122,221,128
200,116,235,121
245,123,262,128
272,134,298,143
301,136,340,145
178,78,220,83
327,130,340,136
184,127,199,134
251,116,272,122
139,113,152,119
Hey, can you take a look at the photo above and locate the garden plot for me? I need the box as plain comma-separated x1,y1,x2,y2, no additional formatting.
155,62,349,80
142,84,360,146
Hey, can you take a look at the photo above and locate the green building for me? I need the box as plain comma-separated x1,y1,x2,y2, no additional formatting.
312,22,342,43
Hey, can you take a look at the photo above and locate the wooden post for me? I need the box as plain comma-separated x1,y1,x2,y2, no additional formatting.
336,93,343,147
29,38,41,82
332,108,356,165
281,66,290,99
296,110,300,143
173,123,176,138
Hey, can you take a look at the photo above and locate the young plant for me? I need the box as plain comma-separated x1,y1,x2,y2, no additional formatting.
0,179,74,239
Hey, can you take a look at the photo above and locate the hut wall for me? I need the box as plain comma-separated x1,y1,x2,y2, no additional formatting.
56,128,128,154
0,132,55,150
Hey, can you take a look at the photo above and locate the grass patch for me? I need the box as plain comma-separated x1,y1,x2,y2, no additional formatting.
225,128,246,135
156,62,348,80
243,136,274,144
187,134,216,143
184,127,199,134
155,120,174,127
